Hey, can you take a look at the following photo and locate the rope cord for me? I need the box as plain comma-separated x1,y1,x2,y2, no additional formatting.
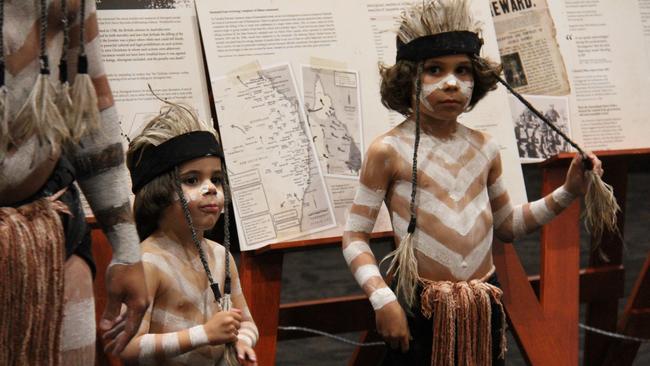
407,62,424,233
277,326,385,347
579,323,650,343
39,0,48,73
173,167,221,301
485,57,592,170
78,0,85,55
0,0,4,65
59,0,69,82
221,160,232,295
277,322,650,349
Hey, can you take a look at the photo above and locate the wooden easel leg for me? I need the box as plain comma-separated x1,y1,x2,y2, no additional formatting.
240,251,284,366
540,165,581,365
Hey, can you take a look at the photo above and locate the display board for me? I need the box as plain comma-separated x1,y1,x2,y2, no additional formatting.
195,0,528,250
491,0,650,162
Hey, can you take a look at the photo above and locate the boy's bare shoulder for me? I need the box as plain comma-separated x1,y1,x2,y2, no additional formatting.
366,122,409,158
459,124,500,158
204,239,227,258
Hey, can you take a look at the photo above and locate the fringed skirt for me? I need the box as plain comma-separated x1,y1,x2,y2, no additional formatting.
382,273,507,366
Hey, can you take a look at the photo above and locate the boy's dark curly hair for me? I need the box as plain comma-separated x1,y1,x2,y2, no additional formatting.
379,55,503,116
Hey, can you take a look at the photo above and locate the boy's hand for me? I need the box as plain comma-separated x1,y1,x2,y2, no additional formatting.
235,340,258,366
375,301,410,352
100,262,149,355
564,152,603,195
205,308,243,345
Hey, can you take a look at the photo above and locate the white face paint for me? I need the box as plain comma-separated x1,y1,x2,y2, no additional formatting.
419,74,475,112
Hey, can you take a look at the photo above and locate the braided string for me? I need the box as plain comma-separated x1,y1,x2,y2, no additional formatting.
407,62,424,233
59,0,69,82
78,0,85,56
0,0,4,66
39,0,48,73
173,167,221,301
221,162,233,295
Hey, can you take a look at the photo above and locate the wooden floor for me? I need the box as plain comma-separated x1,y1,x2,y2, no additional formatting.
271,164,650,366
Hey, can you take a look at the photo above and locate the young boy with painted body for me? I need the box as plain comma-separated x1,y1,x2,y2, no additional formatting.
118,105,258,365
342,1,602,365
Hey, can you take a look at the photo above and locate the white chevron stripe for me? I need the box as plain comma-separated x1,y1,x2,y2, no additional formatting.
383,135,489,202
392,214,493,280
143,252,206,306
393,181,490,236
151,308,196,332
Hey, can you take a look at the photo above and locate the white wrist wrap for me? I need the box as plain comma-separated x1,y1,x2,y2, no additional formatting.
138,334,156,364
161,333,180,356
353,264,381,286
552,186,576,207
345,213,375,233
188,325,209,347
369,287,397,310
343,240,373,264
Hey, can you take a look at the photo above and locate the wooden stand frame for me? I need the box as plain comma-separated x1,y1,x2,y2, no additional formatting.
92,148,649,365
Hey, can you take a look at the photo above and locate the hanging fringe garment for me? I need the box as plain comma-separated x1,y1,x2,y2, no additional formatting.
419,277,507,366
0,198,68,366
69,0,100,142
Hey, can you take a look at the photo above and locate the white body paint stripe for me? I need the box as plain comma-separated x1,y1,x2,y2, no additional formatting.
343,240,373,264
151,308,195,331
353,184,385,208
188,325,209,347
392,214,492,280
60,298,96,351
383,134,491,202
238,333,254,347
512,207,527,238
369,287,397,310
530,199,555,225
139,334,156,364
161,333,180,356
107,223,142,265
353,264,382,286
143,252,206,306
344,213,375,233
393,181,489,236
488,177,507,198
552,186,575,207
492,203,512,228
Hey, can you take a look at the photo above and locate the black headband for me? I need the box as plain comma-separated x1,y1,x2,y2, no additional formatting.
396,31,482,62
129,131,223,194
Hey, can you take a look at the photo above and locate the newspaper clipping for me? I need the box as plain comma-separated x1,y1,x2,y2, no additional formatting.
490,0,570,95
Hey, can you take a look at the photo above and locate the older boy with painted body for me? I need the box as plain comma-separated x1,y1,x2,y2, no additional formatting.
342,1,602,364
118,108,258,365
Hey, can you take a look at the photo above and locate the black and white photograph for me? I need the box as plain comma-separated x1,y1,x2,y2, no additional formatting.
509,95,572,162
502,52,528,88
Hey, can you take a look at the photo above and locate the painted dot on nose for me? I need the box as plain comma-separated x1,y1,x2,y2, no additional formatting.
446,79,457,87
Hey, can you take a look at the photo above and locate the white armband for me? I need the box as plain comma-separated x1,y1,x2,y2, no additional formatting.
353,184,385,209
369,287,397,310
552,186,576,208
353,264,381,286
343,240,373,265
345,213,375,233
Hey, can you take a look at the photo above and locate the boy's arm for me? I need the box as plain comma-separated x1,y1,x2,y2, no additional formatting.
488,148,601,242
65,1,148,350
342,138,396,310
342,138,410,351
119,257,239,364
228,253,259,348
